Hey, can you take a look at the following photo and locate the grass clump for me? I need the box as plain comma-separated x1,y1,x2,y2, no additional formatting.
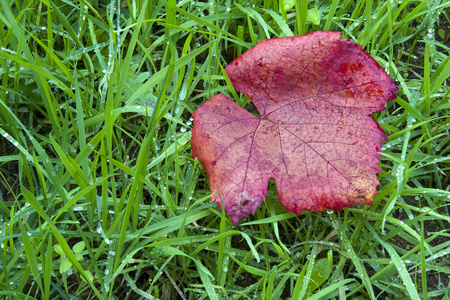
0,0,449,299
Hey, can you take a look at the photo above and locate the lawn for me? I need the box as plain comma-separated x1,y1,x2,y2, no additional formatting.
0,0,449,299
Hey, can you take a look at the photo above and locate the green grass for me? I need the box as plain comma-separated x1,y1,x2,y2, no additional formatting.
0,0,449,299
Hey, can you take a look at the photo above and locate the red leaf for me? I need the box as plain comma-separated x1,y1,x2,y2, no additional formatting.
191,31,398,225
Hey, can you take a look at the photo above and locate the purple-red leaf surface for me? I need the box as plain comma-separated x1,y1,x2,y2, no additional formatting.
191,31,398,225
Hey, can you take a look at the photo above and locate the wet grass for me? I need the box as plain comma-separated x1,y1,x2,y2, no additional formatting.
0,0,449,299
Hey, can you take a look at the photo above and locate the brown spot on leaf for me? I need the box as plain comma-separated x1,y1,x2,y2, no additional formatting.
241,199,249,207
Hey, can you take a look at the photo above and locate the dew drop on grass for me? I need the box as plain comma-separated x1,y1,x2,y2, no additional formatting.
421,207,430,213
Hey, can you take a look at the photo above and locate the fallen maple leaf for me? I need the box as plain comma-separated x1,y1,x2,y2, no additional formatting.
191,31,398,225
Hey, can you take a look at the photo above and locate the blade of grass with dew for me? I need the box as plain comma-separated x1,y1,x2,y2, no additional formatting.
18,216,44,296
364,219,420,300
